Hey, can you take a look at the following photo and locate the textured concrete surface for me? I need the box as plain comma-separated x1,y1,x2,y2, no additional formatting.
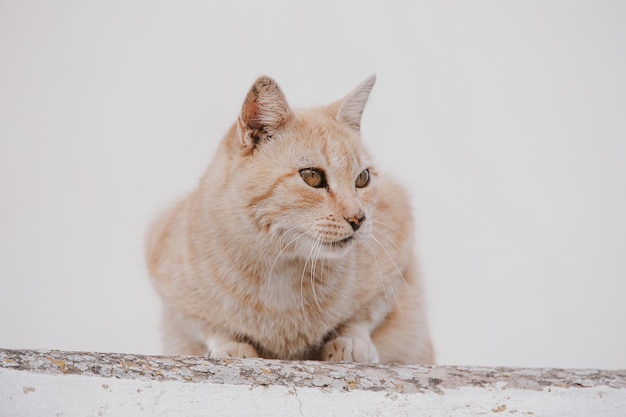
1,349,625,416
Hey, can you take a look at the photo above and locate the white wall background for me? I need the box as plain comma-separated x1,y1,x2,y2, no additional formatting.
1,1,624,370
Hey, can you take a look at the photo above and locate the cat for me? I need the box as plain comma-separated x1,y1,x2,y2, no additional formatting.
145,75,435,364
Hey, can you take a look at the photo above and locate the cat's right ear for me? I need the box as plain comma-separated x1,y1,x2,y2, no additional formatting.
238,76,293,152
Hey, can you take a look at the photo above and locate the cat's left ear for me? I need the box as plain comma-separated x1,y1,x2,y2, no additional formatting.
336,75,376,131
239,76,293,151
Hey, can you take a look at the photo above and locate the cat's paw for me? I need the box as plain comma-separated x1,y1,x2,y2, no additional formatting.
210,341,259,359
321,336,380,363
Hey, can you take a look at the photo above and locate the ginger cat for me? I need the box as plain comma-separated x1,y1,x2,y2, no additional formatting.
146,75,434,364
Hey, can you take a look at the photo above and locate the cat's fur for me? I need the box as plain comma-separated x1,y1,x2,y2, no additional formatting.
146,75,434,364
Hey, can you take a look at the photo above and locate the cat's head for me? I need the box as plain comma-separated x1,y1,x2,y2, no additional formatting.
226,75,378,259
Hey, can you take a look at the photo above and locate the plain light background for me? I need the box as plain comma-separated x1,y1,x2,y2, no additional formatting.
1,1,624,370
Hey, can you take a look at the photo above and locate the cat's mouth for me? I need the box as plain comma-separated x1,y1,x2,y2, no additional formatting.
326,236,354,248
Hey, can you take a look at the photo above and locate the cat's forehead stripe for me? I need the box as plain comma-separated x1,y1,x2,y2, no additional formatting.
246,171,297,210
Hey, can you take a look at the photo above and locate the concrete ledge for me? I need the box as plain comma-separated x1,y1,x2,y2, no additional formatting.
1,349,625,416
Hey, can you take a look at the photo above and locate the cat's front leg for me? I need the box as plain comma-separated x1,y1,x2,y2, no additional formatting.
206,332,259,359
321,325,379,363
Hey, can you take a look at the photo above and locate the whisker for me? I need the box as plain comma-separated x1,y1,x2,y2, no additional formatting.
310,233,330,327
300,230,318,313
364,240,395,312
371,226,410,265
369,233,405,280
372,218,408,237
263,225,309,301
369,232,421,309
368,234,413,321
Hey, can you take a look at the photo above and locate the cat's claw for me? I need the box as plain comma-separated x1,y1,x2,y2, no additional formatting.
322,336,380,363
210,341,259,359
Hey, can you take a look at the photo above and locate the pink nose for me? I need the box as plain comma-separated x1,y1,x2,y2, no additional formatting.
345,212,366,231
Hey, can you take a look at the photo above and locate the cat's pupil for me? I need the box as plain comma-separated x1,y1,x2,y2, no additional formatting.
355,169,370,188
299,168,327,188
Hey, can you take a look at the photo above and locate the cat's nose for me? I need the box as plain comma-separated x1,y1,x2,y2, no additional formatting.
345,212,366,231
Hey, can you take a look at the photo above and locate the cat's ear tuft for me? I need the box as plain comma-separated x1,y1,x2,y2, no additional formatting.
336,75,376,131
239,76,293,151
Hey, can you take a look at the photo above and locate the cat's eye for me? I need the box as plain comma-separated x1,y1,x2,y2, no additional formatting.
355,169,370,188
299,168,327,188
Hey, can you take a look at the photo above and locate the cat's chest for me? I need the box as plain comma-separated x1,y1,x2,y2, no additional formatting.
236,265,358,357
259,264,354,312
